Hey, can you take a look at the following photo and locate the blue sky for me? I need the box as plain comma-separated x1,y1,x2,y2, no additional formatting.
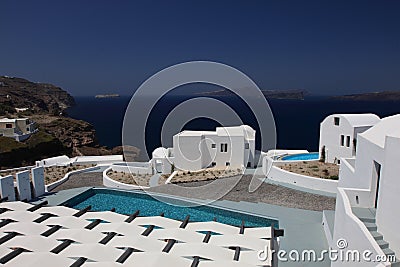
0,0,399,96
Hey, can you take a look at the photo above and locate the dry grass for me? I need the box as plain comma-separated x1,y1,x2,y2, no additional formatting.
107,170,151,187
171,168,242,184
279,161,339,180
0,164,94,184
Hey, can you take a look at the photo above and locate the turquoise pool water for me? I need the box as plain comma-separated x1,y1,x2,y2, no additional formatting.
281,152,319,161
63,189,278,228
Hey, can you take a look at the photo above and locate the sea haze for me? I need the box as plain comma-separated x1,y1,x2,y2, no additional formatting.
66,96,400,158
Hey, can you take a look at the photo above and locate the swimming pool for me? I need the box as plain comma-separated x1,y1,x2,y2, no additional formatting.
63,188,278,228
281,152,319,161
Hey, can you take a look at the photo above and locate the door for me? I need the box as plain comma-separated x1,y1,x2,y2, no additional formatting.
373,161,382,209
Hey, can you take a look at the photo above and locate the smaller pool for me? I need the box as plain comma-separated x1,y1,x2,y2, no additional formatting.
281,152,319,161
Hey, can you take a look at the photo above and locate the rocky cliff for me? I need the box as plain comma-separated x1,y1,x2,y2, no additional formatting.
0,76,124,167
0,76,75,115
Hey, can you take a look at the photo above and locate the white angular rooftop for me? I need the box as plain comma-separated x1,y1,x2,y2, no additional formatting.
360,114,400,147
331,113,380,127
175,125,255,139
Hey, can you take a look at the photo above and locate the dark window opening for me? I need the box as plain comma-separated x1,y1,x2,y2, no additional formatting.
340,135,345,146
334,117,340,126
346,136,351,147
211,144,216,149
5,123,12,129
245,143,249,149
220,143,228,152
225,162,230,166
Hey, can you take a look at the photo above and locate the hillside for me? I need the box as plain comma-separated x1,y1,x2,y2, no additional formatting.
0,76,75,115
0,131,67,168
0,76,125,168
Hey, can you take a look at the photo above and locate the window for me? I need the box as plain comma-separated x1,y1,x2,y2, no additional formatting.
340,135,345,146
26,128,29,132
220,143,228,152
245,143,249,149
5,123,12,129
337,159,341,164
247,162,251,167
334,117,340,126
211,162,216,167
346,136,350,147
211,143,216,149
225,162,230,166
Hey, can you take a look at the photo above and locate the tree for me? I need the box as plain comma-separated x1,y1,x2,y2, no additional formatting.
320,145,326,163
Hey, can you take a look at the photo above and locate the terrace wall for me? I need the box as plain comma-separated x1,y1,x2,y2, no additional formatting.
263,157,338,194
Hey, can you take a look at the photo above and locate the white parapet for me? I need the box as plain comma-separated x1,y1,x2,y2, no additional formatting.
16,170,31,201
31,167,45,198
0,175,15,201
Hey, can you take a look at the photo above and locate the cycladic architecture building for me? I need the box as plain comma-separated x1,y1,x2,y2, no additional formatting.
151,125,256,173
326,114,400,266
319,114,380,164
0,117,37,141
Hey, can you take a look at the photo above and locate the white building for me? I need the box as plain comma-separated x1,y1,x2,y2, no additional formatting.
319,114,380,164
152,125,256,173
325,114,400,266
0,117,37,141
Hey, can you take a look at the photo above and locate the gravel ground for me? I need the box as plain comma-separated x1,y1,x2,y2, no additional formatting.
51,172,335,211
51,172,103,191
149,175,335,211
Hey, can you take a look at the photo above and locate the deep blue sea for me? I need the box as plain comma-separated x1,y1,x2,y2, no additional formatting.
66,95,400,158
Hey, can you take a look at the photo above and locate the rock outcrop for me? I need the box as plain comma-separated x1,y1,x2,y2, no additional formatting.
0,76,75,115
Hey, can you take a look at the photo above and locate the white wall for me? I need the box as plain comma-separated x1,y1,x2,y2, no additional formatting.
102,167,149,190
173,135,204,171
263,157,338,194
31,167,45,198
36,155,71,167
111,162,152,175
319,115,355,164
16,170,31,201
332,188,390,267
0,175,15,201
172,133,253,172
375,136,400,256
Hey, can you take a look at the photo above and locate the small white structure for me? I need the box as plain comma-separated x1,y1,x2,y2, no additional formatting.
36,155,124,167
326,114,400,266
16,170,32,201
152,125,256,173
152,147,174,174
0,117,37,141
319,114,380,164
15,107,29,113
0,175,15,201
32,167,45,198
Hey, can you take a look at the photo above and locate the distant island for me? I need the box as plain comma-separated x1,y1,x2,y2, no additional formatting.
331,91,400,102
95,94,120,99
195,89,307,100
